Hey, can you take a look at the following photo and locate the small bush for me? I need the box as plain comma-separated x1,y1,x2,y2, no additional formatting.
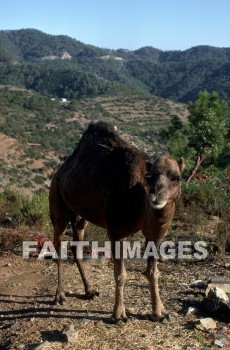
176,179,230,251
0,187,50,230
33,175,45,184
179,180,229,218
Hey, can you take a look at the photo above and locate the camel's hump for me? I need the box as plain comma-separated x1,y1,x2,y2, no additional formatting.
85,120,118,139
79,120,124,149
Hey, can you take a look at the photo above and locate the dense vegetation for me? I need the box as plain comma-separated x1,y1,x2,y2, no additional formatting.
0,29,230,102
160,91,230,178
0,87,79,154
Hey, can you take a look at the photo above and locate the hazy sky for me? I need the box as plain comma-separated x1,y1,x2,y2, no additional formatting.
1,0,230,51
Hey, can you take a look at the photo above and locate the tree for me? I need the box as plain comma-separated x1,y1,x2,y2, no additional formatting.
186,91,228,182
168,129,192,160
159,115,192,161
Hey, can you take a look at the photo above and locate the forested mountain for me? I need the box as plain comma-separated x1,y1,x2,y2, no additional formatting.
0,29,230,102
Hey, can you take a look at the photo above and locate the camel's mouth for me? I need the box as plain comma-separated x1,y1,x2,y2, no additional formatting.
148,194,167,209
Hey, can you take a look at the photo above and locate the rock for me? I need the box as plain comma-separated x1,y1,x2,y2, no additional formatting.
62,324,78,343
190,280,207,289
201,298,230,323
10,321,20,330
4,263,12,268
94,320,104,328
186,307,197,315
127,307,135,314
211,276,230,283
34,341,50,350
221,326,228,333
161,318,169,324
214,334,229,348
196,317,217,330
206,286,229,303
214,339,224,348
2,216,14,225
65,331,78,343
208,277,230,294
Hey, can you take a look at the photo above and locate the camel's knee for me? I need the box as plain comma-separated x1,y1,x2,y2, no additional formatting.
114,269,127,286
151,269,160,281
144,264,160,282
53,229,66,249
72,216,88,240
73,216,87,229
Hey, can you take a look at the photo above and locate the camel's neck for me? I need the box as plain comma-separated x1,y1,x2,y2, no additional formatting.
155,201,176,222
143,201,176,240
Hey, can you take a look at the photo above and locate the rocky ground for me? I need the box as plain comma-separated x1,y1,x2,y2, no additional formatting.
0,253,229,350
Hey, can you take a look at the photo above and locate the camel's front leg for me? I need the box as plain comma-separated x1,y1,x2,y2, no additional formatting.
111,240,127,322
71,216,99,299
144,255,167,321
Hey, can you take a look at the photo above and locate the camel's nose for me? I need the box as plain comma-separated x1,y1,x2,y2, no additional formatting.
151,175,167,195
150,193,157,201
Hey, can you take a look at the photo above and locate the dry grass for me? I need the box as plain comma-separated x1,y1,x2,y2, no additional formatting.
0,253,229,349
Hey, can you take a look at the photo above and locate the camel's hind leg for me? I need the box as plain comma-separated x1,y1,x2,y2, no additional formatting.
49,179,69,305
54,227,68,304
71,216,99,299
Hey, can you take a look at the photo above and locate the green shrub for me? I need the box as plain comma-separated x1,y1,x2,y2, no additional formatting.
0,187,28,225
175,178,229,249
0,187,50,230
33,175,45,184
179,180,229,218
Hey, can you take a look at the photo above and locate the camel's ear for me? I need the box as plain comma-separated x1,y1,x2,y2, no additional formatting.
178,157,185,173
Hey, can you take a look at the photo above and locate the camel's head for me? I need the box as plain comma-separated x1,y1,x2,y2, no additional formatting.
145,155,184,210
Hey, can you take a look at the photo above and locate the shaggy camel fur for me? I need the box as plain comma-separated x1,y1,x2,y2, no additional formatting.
49,120,184,322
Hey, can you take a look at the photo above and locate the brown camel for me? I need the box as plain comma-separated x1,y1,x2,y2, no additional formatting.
49,120,184,322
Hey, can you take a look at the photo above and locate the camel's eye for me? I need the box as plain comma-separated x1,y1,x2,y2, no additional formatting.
167,171,181,182
145,172,159,183
173,176,181,182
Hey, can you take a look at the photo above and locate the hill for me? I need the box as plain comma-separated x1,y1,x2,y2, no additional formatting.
0,29,230,102
0,86,188,191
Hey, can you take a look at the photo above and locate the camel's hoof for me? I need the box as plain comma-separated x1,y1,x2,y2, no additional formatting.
54,292,67,305
85,290,100,300
112,309,128,324
149,312,169,322
112,317,128,325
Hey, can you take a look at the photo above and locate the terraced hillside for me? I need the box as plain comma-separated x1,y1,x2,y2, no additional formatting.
0,87,188,191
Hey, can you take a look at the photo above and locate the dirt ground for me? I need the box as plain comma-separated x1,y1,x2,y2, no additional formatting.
0,253,229,350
